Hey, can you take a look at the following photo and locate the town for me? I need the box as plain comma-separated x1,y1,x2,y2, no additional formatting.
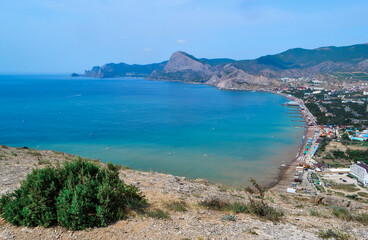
273,76,368,203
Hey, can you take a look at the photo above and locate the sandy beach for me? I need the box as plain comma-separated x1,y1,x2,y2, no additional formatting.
270,91,318,192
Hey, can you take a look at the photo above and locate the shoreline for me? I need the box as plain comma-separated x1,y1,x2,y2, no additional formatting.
269,91,317,191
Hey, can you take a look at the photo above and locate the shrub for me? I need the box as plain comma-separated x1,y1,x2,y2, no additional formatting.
355,213,368,225
0,158,146,230
230,202,248,214
166,201,188,212
146,209,170,219
246,199,283,222
318,229,350,240
331,206,368,225
332,150,346,159
246,178,283,222
346,194,358,200
332,206,354,221
198,179,283,222
248,230,258,235
309,209,322,217
199,199,231,211
221,214,236,221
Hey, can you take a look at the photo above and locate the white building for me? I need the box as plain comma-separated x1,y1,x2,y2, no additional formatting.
350,162,368,187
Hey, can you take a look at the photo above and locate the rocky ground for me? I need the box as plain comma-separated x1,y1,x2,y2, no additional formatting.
0,146,367,240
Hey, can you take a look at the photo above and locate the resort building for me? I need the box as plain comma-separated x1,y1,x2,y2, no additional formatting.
350,162,368,187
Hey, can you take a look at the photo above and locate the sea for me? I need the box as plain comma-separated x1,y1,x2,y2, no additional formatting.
0,75,305,186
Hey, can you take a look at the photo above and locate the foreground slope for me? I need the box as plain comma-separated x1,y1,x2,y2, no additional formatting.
1,146,367,240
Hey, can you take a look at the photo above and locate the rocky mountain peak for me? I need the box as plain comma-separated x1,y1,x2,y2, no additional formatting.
164,51,211,73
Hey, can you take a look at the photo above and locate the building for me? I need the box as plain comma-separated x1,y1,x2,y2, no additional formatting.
350,162,368,187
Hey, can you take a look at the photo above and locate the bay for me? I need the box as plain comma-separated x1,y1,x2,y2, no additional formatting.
0,75,304,186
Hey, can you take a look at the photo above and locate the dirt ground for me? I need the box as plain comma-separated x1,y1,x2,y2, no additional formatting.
1,146,368,240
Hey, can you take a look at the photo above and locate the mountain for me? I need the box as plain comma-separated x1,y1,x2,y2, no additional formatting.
231,44,368,78
76,43,368,89
80,61,167,78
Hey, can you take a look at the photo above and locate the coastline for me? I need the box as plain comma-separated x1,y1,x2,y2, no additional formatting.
269,91,317,191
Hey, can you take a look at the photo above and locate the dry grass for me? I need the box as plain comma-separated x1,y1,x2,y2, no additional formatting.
330,185,359,192
165,201,188,212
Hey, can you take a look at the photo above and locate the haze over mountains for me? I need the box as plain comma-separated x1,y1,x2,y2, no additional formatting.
76,43,368,89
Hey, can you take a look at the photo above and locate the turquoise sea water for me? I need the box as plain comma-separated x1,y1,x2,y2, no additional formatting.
0,75,304,186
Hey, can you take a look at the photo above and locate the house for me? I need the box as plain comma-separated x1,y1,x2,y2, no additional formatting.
350,162,368,187
314,163,327,172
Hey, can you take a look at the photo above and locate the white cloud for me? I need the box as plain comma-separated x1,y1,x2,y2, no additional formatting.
143,48,152,52
177,39,186,44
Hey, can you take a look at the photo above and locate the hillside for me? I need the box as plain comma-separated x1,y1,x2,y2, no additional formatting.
81,61,168,78
1,146,368,239
75,43,368,89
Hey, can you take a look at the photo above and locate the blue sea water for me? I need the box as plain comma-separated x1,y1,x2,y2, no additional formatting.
0,75,304,186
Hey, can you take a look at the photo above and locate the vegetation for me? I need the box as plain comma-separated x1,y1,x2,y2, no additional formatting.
287,88,368,127
346,150,368,164
248,230,258,235
245,198,284,222
315,138,331,156
318,229,350,240
199,179,283,222
309,209,322,217
331,206,368,225
329,149,368,164
358,192,368,198
199,198,232,211
330,185,359,193
346,194,359,200
0,158,146,230
165,201,188,212
146,209,170,220
221,214,236,221
330,72,368,81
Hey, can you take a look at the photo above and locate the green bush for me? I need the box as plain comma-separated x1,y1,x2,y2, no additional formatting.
0,158,146,230
332,150,346,159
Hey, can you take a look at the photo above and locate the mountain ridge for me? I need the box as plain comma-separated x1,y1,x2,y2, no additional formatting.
74,43,368,89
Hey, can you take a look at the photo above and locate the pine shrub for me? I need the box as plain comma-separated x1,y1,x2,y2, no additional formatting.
0,158,146,230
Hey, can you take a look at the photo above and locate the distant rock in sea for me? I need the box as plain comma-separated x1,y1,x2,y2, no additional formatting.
71,73,81,77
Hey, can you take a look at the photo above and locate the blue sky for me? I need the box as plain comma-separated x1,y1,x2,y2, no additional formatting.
1,0,367,73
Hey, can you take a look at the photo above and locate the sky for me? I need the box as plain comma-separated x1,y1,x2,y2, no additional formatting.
0,0,368,73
